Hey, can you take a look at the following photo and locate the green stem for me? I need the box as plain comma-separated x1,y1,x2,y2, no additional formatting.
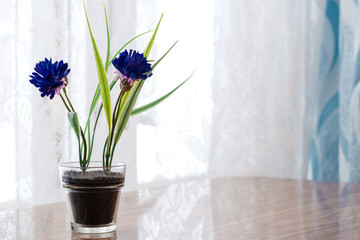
88,104,103,163
113,91,125,126
86,119,90,165
106,91,125,167
61,90,87,166
80,126,87,166
60,93,71,112
108,82,143,167
102,136,109,168
63,88,75,112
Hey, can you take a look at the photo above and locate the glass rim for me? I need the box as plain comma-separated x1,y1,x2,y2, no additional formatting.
59,161,125,169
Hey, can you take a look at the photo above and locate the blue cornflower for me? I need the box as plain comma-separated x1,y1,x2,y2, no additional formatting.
112,49,152,90
29,58,71,99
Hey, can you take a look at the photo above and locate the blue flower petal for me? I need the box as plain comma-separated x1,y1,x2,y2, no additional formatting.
29,58,71,99
112,49,152,81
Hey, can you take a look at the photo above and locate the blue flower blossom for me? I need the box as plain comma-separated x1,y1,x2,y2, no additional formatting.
29,58,71,99
112,49,152,90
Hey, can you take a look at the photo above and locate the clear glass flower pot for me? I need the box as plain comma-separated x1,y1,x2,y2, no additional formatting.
59,161,126,234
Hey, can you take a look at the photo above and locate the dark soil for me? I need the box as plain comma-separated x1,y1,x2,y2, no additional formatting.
62,170,125,187
62,170,125,225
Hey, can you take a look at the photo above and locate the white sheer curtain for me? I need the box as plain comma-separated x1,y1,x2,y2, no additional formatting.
210,0,322,179
0,0,322,207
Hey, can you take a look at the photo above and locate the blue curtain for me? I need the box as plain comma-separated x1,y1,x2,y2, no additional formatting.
310,0,360,182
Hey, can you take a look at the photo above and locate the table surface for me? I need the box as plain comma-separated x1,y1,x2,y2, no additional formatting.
1,176,360,240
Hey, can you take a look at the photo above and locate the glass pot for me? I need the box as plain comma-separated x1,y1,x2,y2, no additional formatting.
59,161,126,234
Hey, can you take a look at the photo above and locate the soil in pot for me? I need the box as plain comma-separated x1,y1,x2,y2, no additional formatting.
62,170,125,225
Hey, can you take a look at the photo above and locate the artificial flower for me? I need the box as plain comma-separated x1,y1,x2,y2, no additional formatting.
29,58,70,99
112,49,152,91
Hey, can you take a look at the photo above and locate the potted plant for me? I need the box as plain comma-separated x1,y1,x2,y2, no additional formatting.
29,1,191,234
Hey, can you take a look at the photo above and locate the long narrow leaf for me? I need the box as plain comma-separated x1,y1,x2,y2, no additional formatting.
81,5,111,149
104,6,111,74
151,41,177,70
144,13,163,58
131,72,193,116
68,112,81,140
83,0,112,131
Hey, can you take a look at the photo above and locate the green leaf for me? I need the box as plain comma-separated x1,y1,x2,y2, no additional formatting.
151,41,177,70
131,72,193,116
83,0,112,132
104,6,111,75
67,112,82,164
68,112,80,140
143,13,163,58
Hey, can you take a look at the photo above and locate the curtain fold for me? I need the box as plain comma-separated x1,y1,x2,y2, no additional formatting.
339,0,360,182
310,0,360,183
209,0,313,179
309,0,340,182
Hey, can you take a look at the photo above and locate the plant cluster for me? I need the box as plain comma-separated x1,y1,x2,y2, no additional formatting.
29,1,191,170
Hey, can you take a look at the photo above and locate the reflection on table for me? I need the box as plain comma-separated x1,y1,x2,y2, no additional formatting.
1,177,360,239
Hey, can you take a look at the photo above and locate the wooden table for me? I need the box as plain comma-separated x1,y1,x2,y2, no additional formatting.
1,176,360,239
